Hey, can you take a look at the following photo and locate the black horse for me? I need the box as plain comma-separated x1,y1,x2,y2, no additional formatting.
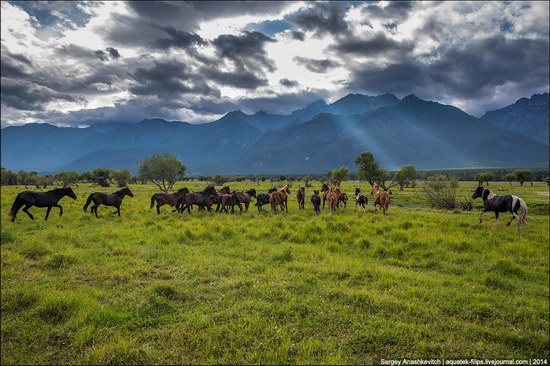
296,187,305,209
472,186,528,226
176,186,217,214
83,187,134,218
311,190,321,214
8,187,77,222
255,187,277,212
355,188,368,212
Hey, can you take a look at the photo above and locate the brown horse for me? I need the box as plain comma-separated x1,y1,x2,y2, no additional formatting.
230,189,256,213
270,185,291,212
296,187,305,209
321,183,330,208
337,192,348,208
176,186,217,214
326,187,338,212
215,186,233,213
150,187,189,214
371,183,390,215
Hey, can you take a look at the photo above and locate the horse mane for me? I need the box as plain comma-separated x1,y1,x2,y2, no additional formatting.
115,187,129,195
482,188,496,201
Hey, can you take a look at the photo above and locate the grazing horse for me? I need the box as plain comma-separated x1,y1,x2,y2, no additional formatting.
230,189,256,213
296,187,305,209
176,186,217,214
371,183,390,215
326,187,338,212
256,187,277,212
8,187,77,222
472,186,528,226
355,188,368,212
150,187,189,214
270,185,291,212
311,190,321,214
83,187,134,218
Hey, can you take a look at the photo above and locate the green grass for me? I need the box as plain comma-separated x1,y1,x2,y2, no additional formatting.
1,181,548,364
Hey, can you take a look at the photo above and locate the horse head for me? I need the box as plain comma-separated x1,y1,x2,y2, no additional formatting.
219,186,230,195
204,185,217,196
321,183,329,192
283,185,291,194
313,190,319,195
126,188,134,197
246,188,257,198
268,187,277,193
65,186,77,200
370,183,379,195
472,186,484,199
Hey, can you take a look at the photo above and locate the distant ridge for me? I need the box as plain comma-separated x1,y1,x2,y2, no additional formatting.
1,93,548,174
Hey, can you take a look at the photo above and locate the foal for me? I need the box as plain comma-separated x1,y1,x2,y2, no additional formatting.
472,186,528,226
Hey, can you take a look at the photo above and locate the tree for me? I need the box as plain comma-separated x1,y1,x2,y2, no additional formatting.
354,152,383,186
138,153,186,192
211,174,228,186
422,175,460,210
55,171,80,187
475,172,495,186
90,168,113,187
1,167,17,185
395,164,417,190
110,169,132,187
503,172,516,186
513,169,533,186
330,166,349,186
279,175,287,181
303,175,313,188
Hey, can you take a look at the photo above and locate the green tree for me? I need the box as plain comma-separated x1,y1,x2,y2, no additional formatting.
354,152,383,186
138,154,186,192
503,172,516,186
303,175,313,188
55,171,80,187
90,168,113,187
330,166,349,186
110,169,132,187
1,167,18,185
513,169,533,186
422,175,460,209
395,164,417,190
475,172,495,186
211,174,228,186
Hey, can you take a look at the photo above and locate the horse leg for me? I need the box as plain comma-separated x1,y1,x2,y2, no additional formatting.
507,210,520,226
245,202,249,212
157,204,161,215
92,205,99,218
55,204,63,217
479,209,486,223
45,206,52,221
22,205,34,220
117,205,121,216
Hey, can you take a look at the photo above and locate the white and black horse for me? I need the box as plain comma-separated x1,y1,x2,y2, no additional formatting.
471,186,527,226
355,188,368,212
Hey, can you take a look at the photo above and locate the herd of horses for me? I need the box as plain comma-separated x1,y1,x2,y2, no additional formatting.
7,183,528,226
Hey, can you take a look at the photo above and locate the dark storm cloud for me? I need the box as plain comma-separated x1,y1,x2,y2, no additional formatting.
95,47,122,61
331,32,414,58
294,56,339,73
360,1,415,21
212,31,276,73
201,68,268,90
291,30,305,41
280,78,298,87
238,90,328,115
428,35,549,98
1,79,84,111
285,2,350,37
130,60,217,97
100,13,166,47
0,49,33,78
150,26,205,50
348,62,427,95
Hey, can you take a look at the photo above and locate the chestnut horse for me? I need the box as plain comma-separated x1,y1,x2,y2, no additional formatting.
270,185,291,212
326,187,338,212
371,183,390,215
150,187,189,214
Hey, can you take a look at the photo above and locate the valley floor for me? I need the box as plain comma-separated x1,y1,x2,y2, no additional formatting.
1,182,549,364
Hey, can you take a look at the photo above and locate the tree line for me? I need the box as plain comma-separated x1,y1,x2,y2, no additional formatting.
2,152,548,189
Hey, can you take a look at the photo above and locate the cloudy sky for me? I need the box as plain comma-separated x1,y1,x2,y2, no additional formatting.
1,1,548,127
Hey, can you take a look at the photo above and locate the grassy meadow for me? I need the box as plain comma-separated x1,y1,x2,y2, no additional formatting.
1,180,549,364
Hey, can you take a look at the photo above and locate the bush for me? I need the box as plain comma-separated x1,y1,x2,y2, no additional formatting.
421,175,459,209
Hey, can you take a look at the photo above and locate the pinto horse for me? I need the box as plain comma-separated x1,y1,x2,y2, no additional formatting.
8,187,77,222
296,187,305,209
472,186,528,226
256,187,277,212
371,183,390,215
270,185,291,212
355,188,368,212
176,186,217,214
83,187,134,218
150,187,189,214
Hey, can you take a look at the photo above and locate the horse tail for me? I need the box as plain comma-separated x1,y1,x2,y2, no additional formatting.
150,194,158,209
83,193,94,212
518,197,528,225
7,193,23,219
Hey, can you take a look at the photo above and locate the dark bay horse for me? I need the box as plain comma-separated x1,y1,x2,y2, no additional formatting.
311,190,321,214
355,188,368,212
296,187,305,209
256,187,277,212
8,187,77,222
176,186,217,214
230,189,256,213
83,187,134,218
472,186,528,226
270,185,291,212
337,191,348,208
215,186,233,213
150,187,189,214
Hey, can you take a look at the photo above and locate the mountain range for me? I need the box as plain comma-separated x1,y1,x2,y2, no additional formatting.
1,92,548,175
